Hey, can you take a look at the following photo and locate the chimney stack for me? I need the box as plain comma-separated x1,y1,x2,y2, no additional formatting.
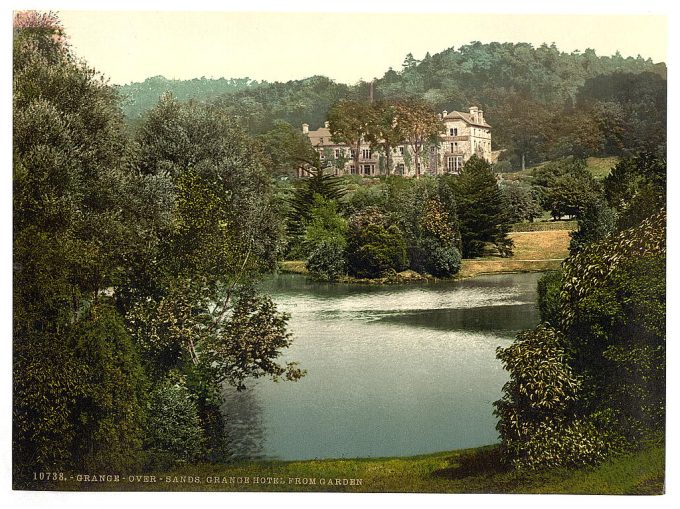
469,106,479,123
302,123,309,134
324,121,330,129
442,110,448,117
478,110,484,124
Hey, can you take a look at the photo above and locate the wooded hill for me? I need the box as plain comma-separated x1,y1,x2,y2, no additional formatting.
118,41,666,170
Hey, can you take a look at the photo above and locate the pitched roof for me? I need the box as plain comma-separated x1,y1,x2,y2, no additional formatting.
306,126,344,147
443,110,491,128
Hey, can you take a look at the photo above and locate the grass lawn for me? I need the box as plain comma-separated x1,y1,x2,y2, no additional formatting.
586,155,620,180
499,156,619,182
457,229,571,278
58,444,664,494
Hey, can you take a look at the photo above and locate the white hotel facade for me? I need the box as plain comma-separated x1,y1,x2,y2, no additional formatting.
301,106,496,177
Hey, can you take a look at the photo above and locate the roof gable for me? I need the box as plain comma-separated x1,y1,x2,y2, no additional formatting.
443,110,491,128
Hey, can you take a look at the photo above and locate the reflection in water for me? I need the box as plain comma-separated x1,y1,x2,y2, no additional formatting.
221,272,542,461
220,385,265,460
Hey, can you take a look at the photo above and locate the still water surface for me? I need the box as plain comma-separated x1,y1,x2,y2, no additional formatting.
221,272,542,460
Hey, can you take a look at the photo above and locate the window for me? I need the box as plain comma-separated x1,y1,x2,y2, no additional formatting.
350,165,356,175
350,149,357,158
449,128,454,136
362,149,371,159
399,146,404,156
447,156,463,173
363,164,372,175
396,163,405,175
335,149,340,158
450,143,454,152
453,128,458,136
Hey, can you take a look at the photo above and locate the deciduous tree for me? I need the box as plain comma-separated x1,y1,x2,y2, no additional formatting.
395,100,444,177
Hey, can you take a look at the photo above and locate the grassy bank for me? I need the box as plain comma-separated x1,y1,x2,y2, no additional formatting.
280,229,573,281
57,444,663,494
458,229,570,278
500,156,619,182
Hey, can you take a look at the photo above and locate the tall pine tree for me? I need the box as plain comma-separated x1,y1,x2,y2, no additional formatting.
449,155,513,257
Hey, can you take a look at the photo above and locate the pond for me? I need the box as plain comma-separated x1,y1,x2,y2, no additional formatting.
220,272,542,461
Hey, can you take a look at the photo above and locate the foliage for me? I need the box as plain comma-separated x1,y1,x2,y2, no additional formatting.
145,373,206,465
410,237,462,278
410,198,462,277
502,411,626,470
499,180,542,223
69,306,148,472
117,42,665,165
544,170,602,220
204,289,305,390
559,212,666,421
14,11,307,481
302,195,348,253
327,100,373,172
574,72,666,155
340,182,387,216
497,206,666,470
363,101,408,174
568,198,617,254
306,241,347,281
119,75,260,124
346,208,408,278
394,100,444,177
604,152,666,230
128,94,307,399
13,12,153,479
530,158,602,220
536,270,562,327
378,177,462,277
256,120,320,177
494,326,585,468
495,325,627,469
449,156,513,257
286,167,346,248
214,75,352,135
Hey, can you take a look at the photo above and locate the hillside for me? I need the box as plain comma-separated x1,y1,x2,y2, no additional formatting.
118,42,666,170
117,75,262,123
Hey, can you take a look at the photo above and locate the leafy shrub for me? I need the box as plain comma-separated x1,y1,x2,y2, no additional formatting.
494,326,584,468
497,209,666,470
569,199,617,254
508,411,626,470
68,306,149,472
306,240,346,281
346,207,407,278
145,373,206,466
302,194,348,255
536,270,562,326
410,237,461,277
500,180,542,223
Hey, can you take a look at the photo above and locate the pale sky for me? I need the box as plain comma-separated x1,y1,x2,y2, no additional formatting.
56,10,668,86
